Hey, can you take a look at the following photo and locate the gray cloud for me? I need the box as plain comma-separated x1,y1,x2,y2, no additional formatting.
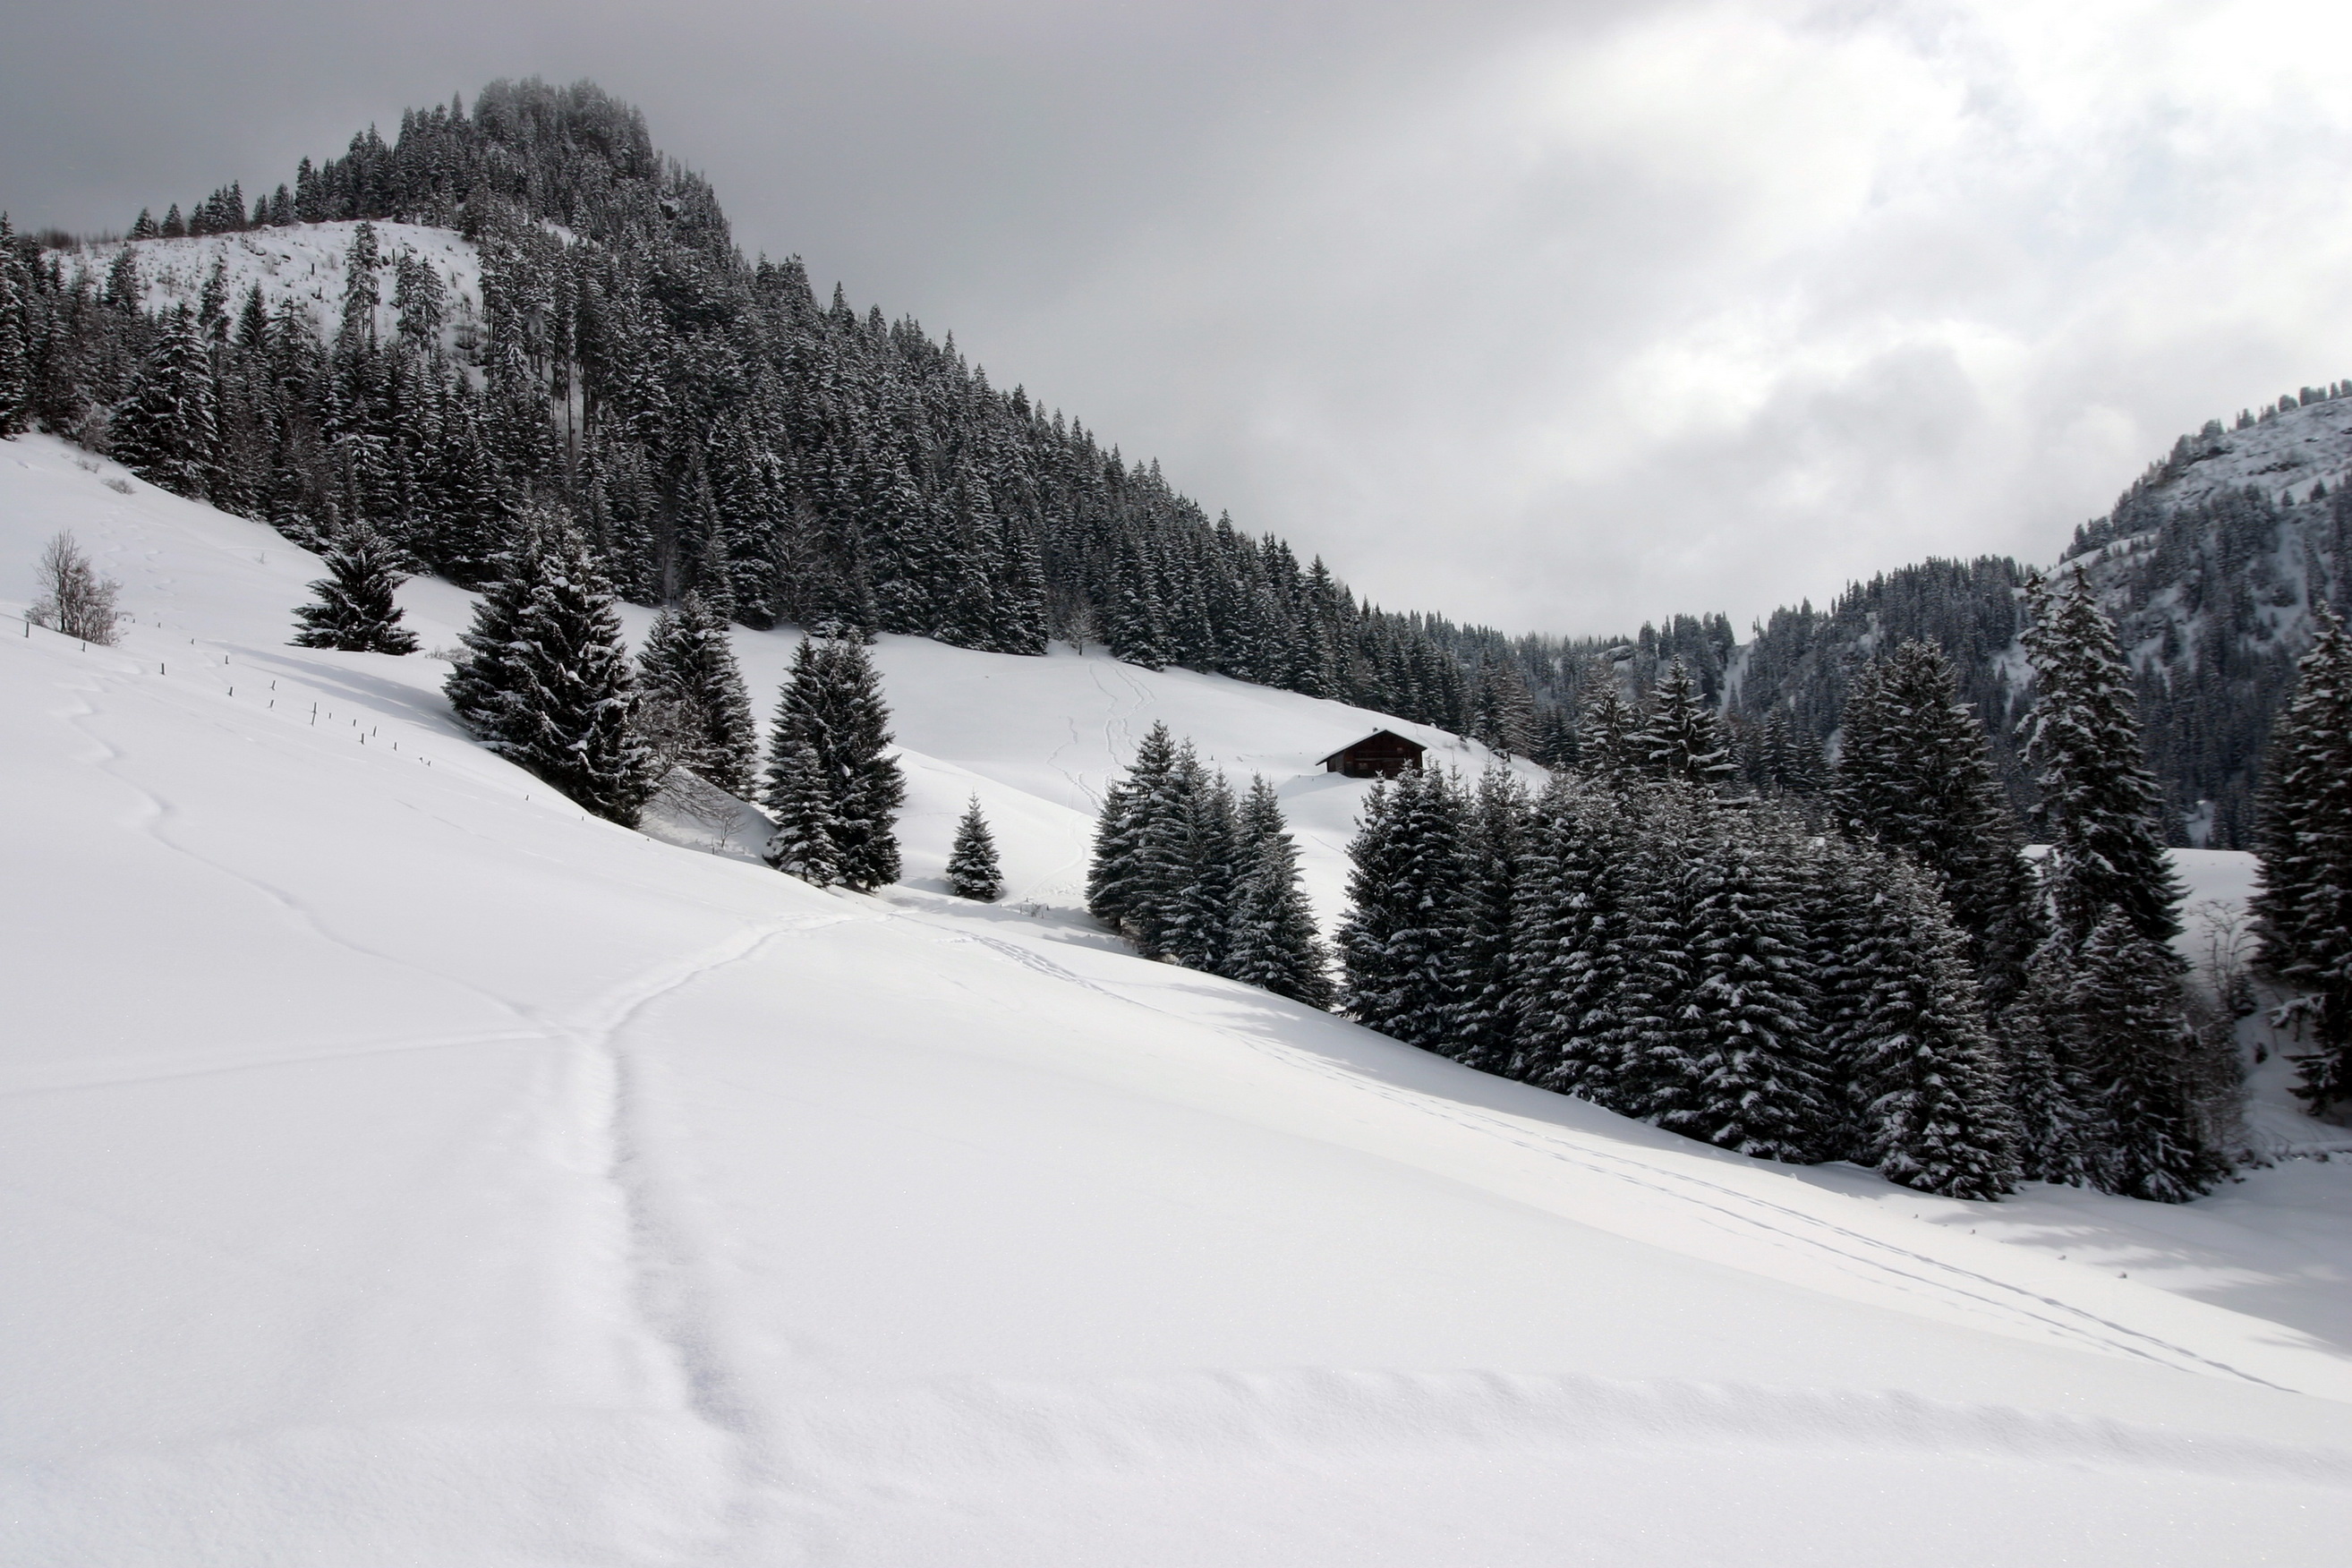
6,0,2351,635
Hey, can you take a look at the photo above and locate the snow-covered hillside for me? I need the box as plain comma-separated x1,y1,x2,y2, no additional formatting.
5,430,2352,1564
57,222,483,356
2126,392,2352,517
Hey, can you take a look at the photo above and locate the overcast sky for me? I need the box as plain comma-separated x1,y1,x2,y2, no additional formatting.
6,0,2352,636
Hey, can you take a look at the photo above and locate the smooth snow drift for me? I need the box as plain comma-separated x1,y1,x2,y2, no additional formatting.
4,432,2351,1565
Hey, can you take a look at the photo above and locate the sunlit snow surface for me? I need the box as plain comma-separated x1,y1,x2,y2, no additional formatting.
4,431,2351,1564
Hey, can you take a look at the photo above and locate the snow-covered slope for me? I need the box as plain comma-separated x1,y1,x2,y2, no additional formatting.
5,431,2352,1564
2129,394,2352,516
58,222,483,355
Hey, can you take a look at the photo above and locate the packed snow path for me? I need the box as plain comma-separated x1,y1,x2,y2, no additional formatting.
4,434,2351,1564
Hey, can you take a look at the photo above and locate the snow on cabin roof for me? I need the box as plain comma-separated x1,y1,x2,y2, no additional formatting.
1317,729,1427,767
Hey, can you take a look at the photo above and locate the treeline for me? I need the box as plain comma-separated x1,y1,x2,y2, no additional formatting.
1086,726,1334,1008
0,78,1559,744
1325,575,2237,1202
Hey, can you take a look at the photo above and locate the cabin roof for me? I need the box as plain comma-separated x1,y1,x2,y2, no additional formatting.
1317,729,1428,768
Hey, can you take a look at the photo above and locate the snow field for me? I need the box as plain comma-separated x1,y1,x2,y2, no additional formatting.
4,432,2352,1564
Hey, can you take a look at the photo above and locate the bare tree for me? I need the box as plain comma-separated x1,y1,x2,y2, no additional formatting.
29,532,122,644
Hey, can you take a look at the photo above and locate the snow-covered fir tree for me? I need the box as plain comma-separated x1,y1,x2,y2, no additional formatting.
759,637,906,891
1640,658,1735,785
1338,763,1470,1055
1087,721,1180,942
1509,776,1638,1101
1817,840,2021,1197
2021,570,2184,947
0,219,30,437
945,797,1004,901
1830,639,2039,1006
110,308,215,498
1224,774,1333,1008
2000,933,2093,1187
2017,568,2230,1196
289,525,421,654
2072,910,2230,1202
635,592,757,796
2252,604,2352,1111
1449,766,1529,1071
762,738,842,887
1638,798,1828,1163
1153,752,1239,973
444,509,658,826
1575,678,1643,783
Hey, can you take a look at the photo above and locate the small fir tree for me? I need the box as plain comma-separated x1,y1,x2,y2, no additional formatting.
1224,775,1334,1007
1641,658,1735,785
760,637,905,890
763,738,843,886
635,591,757,796
290,526,421,653
1823,845,2021,1198
946,797,1005,901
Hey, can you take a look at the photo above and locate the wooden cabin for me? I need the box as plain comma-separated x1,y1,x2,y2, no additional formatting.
1319,729,1427,780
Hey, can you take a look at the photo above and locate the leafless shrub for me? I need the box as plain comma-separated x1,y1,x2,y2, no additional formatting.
102,477,133,495
28,532,123,644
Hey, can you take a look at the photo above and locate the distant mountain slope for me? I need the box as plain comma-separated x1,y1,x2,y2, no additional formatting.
1721,390,2352,845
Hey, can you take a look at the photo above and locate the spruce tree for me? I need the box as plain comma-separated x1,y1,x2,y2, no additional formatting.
1510,776,1639,1104
1824,845,2021,1198
2000,933,2092,1186
1576,677,1643,782
2251,604,2352,1111
2073,909,2228,1202
1155,754,1239,973
1832,639,2040,1009
1337,763,1469,1054
0,226,29,437
1087,722,1180,940
763,738,843,886
445,510,659,826
760,637,906,890
111,308,215,499
290,525,421,653
946,797,1005,901
1224,775,1334,1007
2021,570,2184,946
1644,801,1828,1163
1641,658,1734,785
635,591,757,796
1450,766,1529,1070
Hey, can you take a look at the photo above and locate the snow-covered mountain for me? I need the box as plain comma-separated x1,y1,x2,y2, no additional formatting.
1723,389,2352,845
7,430,2352,1564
